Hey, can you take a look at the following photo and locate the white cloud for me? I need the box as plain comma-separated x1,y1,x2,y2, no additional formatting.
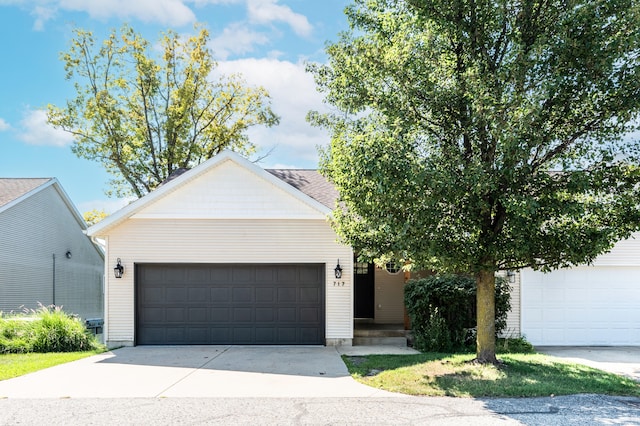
12,0,197,29
247,0,312,37
209,22,270,60
17,109,75,147
0,118,10,131
214,58,329,167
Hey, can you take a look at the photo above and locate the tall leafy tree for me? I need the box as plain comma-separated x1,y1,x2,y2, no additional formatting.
48,25,279,198
310,0,640,363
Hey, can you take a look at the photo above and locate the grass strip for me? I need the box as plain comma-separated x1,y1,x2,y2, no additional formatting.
0,350,105,381
342,353,640,398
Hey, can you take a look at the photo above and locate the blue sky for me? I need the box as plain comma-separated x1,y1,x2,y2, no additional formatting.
0,0,350,213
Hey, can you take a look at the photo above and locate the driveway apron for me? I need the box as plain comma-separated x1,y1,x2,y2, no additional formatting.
537,346,640,381
0,346,402,399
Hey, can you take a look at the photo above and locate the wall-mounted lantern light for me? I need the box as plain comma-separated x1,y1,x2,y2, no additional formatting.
506,270,515,283
334,260,343,279
65,251,72,259
114,258,124,279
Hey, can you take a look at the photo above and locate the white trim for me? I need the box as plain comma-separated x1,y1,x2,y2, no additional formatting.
87,150,332,237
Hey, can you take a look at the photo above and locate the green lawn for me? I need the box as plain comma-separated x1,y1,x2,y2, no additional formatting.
342,353,640,397
0,350,105,381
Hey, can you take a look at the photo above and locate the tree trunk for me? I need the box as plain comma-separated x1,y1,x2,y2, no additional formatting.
476,269,498,364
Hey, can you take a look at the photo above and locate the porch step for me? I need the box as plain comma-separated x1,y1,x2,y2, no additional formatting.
353,325,410,346
353,336,408,346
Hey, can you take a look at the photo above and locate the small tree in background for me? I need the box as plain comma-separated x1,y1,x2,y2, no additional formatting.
48,25,279,199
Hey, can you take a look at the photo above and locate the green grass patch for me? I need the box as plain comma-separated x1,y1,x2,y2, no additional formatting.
0,349,105,381
342,353,640,398
1,305,103,354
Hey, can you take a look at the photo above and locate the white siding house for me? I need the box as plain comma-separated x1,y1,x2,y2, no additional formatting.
0,178,104,320
88,151,353,347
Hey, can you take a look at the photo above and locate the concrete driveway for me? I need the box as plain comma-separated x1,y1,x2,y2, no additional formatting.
0,346,409,399
537,346,640,381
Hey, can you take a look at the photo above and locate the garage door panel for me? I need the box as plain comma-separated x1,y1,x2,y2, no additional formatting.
166,287,187,302
278,307,296,321
233,287,254,302
300,307,320,322
211,287,230,302
278,288,296,302
166,308,185,322
232,268,255,283
255,308,274,322
300,288,320,303
256,287,275,302
211,308,230,322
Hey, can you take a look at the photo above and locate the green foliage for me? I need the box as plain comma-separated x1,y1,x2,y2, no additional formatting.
496,337,535,354
48,24,279,198
310,0,640,361
0,305,102,354
83,209,108,226
405,274,511,352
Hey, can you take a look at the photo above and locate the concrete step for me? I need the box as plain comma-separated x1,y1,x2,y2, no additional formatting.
353,328,407,338
352,336,408,346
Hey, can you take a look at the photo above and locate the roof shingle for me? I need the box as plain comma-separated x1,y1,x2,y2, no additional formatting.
266,169,338,209
0,178,52,209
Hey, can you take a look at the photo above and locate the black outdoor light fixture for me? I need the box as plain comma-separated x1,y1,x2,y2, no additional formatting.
114,258,124,279
334,259,343,279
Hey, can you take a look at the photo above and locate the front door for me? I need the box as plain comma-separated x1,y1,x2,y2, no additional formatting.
354,260,374,318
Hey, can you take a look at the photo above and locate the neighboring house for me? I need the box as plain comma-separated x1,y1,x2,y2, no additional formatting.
86,150,639,347
0,178,104,320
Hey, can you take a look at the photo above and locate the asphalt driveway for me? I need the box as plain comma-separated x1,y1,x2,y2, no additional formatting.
0,346,406,399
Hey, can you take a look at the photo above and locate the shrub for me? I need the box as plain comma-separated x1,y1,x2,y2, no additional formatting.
0,304,101,354
496,336,535,354
405,274,511,352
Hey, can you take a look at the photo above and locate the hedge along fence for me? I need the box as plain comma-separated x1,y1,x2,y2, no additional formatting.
0,304,101,354
405,274,511,352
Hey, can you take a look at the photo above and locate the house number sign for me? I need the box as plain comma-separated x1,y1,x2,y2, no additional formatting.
333,281,345,286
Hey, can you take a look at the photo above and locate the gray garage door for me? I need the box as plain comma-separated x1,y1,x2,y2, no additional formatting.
136,264,325,345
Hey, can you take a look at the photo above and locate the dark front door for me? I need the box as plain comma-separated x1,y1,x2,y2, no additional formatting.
136,263,325,345
354,260,374,318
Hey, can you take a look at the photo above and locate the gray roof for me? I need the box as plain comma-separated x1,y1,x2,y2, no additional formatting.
0,178,52,208
267,169,338,209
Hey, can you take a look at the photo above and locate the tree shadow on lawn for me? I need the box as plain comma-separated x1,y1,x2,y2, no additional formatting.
343,353,640,397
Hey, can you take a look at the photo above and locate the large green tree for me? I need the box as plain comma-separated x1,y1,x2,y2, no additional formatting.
310,0,640,363
48,25,279,198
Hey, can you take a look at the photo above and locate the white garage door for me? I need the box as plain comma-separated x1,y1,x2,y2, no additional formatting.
521,267,640,346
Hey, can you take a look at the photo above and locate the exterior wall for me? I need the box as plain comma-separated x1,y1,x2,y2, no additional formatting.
0,185,103,319
373,267,405,323
103,218,352,346
502,273,521,337
591,232,640,266
132,160,323,220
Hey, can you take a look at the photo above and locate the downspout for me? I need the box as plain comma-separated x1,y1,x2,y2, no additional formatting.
52,253,56,306
91,236,108,346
